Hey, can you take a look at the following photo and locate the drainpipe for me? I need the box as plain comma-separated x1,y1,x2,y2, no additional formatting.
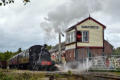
75,26,78,61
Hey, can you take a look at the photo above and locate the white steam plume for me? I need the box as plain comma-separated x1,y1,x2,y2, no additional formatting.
40,0,102,43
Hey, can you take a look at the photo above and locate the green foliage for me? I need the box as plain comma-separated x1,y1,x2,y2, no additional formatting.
0,71,48,80
115,72,120,76
0,48,22,61
0,44,52,62
46,45,53,50
68,70,72,76
0,0,14,6
0,51,13,61
16,48,22,54
113,47,120,55
23,0,30,3
0,72,14,80
67,77,76,80
29,73,45,80
18,73,31,80
54,73,63,78
0,52,4,61
0,0,30,6
4,51,13,61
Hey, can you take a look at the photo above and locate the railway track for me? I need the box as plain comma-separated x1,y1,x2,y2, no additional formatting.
2,69,120,80
92,72,120,80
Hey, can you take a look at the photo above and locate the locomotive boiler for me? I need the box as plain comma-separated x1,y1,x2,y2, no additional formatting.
8,45,57,71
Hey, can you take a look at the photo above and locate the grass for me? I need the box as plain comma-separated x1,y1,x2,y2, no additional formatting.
89,69,120,72
113,72,120,76
0,69,47,80
67,70,72,76
0,69,77,80
1,69,120,80
0,72,14,80
0,72,47,80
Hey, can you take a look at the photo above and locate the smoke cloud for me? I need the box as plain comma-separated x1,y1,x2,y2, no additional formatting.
0,0,120,51
41,0,102,42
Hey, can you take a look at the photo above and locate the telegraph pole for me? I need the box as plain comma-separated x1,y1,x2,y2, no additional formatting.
58,33,62,63
58,32,64,63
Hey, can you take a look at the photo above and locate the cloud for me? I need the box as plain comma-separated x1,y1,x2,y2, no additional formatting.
0,0,120,51
0,0,66,51
41,0,102,42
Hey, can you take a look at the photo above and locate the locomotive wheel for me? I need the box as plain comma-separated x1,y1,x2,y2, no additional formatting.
35,66,39,70
32,64,39,70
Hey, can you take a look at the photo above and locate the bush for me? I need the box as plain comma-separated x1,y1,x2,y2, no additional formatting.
67,70,72,76
55,74,61,78
0,71,47,80
14,73,31,80
67,77,76,80
0,72,14,80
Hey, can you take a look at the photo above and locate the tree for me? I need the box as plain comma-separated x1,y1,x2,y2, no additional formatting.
0,52,4,61
113,47,120,55
4,51,13,61
0,0,30,6
17,48,22,53
46,45,52,50
0,48,22,61
13,48,22,56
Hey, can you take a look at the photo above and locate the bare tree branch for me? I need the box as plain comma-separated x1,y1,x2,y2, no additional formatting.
0,0,30,6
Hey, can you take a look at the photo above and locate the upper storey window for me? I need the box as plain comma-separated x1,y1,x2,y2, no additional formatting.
66,31,76,44
77,31,89,42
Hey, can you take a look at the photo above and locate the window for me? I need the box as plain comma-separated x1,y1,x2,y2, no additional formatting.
77,31,89,42
71,31,76,42
66,31,76,43
77,31,82,42
83,31,89,42
66,33,70,43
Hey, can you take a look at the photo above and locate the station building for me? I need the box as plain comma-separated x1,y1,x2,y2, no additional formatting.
50,42,66,63
65,16,113,62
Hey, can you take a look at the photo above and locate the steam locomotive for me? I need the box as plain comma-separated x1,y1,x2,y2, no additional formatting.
8,45,57,71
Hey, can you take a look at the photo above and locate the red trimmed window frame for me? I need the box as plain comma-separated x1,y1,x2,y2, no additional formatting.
76,30,89,43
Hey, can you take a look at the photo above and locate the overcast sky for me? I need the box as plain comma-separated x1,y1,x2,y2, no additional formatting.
0,0,120,52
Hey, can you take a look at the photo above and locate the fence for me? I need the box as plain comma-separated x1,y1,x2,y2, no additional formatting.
88,55,120,71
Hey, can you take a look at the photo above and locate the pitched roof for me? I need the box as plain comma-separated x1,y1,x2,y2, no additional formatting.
49,42,65,53
66,16,106,32
104,40,113,48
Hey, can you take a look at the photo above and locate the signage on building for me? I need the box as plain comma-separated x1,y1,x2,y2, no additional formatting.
81,26,99,29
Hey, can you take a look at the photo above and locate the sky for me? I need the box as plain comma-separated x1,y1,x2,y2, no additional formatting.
0,0,120,52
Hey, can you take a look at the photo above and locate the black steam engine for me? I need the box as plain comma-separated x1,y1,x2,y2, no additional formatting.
8,45,57,71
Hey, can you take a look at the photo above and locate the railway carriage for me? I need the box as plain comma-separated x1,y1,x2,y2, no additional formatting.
0,61,7,69
8,45,57,70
